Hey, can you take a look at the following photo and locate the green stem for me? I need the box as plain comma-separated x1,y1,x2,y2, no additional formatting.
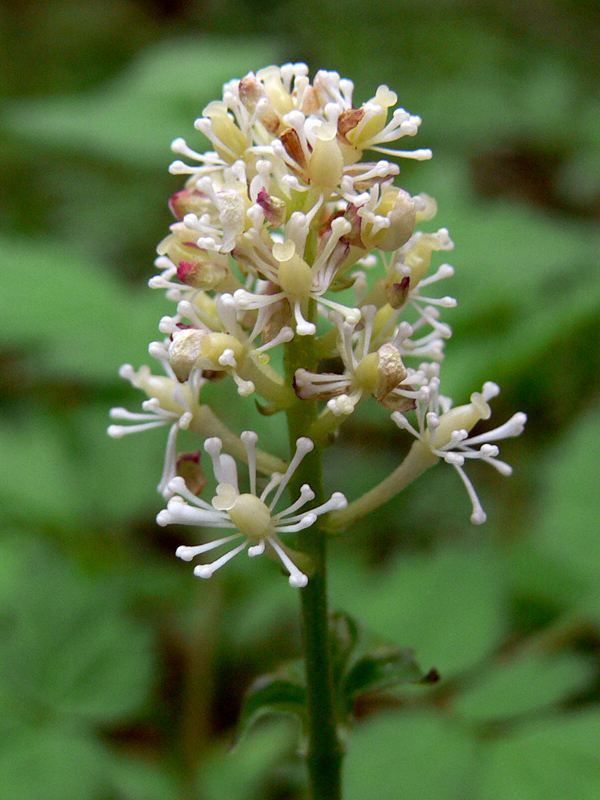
284,321,344,800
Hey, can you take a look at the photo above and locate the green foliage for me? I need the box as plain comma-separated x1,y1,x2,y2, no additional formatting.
1,6,599,799
4,38,284,170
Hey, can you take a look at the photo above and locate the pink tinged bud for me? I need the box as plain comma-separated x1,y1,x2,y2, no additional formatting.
238,73,281,133
238,72,265,111
168,329,206,382
256,189,287,227
168,189,209,220
176,451,208,496
385,277,410,309
176,259,230,290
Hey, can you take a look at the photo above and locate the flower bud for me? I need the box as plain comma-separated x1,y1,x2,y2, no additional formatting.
200,332,246,368
385,277,410,310
177,259,230,290
238,72,265,112
256,188,287,227
202,101,248,161
273,240,314,298
405,229,453,288
346,85,397,148
431,392,492,449
256,66,294,114
309,123,344,191
169,189,210,220
369,188,416,251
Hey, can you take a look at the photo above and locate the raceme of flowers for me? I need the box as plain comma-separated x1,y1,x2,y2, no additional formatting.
109,63,526,585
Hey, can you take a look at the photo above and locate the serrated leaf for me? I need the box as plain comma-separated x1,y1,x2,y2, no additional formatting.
238,673,306,737
480,710,600,800
344,711,476,800
344,646,426,699
456,651,592,722
330,543,506,675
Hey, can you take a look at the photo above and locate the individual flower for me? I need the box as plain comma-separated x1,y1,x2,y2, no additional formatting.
108,349,205,497
294,306,429,417
232,216,360,335
157,432,347,586
161,293,295,403
392,378,527,523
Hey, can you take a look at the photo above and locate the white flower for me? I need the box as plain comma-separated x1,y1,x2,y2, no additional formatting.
294,306,429,416
392,379,527,524
233,216,360,335
157,432,347,587
108,352,204,497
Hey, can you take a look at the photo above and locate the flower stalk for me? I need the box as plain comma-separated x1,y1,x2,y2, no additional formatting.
284,307,344,800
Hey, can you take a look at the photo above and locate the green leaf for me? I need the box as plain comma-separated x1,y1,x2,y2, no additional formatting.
238,673,306,738
0,235,166,381
456,651,592,722
0,535,156,725
4,38,283,169
480,710,600,800
344,711,476,800
529,409,600,597
104,753,179,800
0,726,108,800
0,404,164,528
344,646,427,700
330,610,360,685
330,543,506,675
203,719,298,800
432,181,600,398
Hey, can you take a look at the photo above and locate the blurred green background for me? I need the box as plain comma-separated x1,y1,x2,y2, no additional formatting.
1,1,599,798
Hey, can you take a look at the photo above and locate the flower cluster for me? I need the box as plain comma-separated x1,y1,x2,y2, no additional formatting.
109,64,526,585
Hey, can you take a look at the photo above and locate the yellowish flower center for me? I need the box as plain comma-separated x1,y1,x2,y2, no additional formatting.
274,240,314,298
429,392,491,449
228,493,274,541
200,333,245,367
354,352,381,394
